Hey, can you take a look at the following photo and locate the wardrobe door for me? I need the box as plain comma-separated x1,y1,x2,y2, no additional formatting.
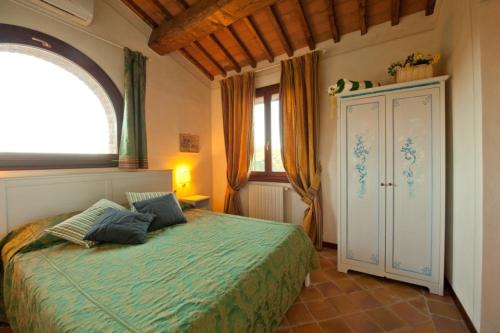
339,96,386,273
385,88,441,283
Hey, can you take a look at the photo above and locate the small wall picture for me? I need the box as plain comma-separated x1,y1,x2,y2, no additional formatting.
179,133,200,153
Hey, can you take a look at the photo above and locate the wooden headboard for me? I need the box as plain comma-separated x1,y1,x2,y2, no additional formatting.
0,170,172,237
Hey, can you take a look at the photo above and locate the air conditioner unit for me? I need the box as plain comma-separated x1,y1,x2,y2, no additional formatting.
11,0,94,26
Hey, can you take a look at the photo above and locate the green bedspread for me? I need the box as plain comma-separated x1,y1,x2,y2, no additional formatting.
0,209,318,333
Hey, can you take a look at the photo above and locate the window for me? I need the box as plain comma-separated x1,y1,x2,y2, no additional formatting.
0,24,123,170
250,84,287,182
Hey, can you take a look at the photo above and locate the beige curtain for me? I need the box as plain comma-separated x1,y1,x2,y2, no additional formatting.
220,72,255,215
280,51,323,248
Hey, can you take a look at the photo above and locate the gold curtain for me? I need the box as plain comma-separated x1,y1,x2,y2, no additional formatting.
280,51,323,248
220,72,255,215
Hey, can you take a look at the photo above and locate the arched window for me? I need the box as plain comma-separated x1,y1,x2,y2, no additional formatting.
0,24,123,170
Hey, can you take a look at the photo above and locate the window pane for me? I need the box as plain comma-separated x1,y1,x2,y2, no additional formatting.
251,96,265,172
271,94,285,172
0,45,116,154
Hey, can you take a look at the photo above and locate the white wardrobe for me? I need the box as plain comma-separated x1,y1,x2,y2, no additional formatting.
336,76,448,295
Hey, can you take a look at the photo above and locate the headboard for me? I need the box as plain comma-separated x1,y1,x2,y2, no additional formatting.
0,169,172,237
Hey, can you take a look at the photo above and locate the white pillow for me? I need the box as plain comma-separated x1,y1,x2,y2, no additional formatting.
126,192,178,212
45,199,126,248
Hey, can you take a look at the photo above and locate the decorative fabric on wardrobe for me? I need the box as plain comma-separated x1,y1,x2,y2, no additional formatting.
280,51,323,248
220,72,255,215
119,48,148,169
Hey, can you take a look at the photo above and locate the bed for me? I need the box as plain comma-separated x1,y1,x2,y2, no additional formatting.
0,207,318,332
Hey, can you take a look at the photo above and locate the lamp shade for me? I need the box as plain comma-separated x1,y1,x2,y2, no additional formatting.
177,168,191,186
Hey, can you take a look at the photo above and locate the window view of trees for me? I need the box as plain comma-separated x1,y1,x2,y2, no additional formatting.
250,85,287,182
252,96,266,172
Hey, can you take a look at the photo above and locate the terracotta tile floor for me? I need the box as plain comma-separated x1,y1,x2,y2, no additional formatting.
277,248,470,333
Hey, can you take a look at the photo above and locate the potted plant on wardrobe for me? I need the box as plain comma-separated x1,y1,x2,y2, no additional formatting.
388,52,441,83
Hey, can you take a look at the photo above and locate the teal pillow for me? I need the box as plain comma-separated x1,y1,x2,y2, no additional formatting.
133,194,187,231
84,208,155,244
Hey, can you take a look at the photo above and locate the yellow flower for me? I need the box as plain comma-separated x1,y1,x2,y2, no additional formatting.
415,52,424,60
432,53,441,64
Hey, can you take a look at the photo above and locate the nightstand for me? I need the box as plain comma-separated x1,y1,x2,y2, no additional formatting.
179,195,211,210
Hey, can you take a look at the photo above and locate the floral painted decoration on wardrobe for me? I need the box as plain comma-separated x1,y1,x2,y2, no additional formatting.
401,137,417,197
353,134,370,199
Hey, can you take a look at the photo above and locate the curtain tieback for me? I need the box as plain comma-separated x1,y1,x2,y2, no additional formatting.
305,166,322,203
227,185,238,195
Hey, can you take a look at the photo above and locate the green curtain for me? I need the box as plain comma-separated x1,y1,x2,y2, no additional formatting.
119,48,148,169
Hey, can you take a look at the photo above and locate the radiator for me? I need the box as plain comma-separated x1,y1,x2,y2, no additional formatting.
248,183,285,222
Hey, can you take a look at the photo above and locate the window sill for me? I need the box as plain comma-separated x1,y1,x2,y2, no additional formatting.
248,180,293,188
249,173,288,183
0,168,166,180
0,153,119,171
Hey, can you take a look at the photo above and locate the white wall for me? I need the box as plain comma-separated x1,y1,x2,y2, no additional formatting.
210,85,226,212
478,1,500,332
211,11,442,243
435,0,483,329
0,0,213,198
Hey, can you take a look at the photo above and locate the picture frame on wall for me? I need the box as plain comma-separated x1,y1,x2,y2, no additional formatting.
179,133,200,153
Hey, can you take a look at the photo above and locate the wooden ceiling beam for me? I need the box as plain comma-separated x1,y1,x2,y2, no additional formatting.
176,0,190,9
149,0,280,55
426,0,437,15
179,48,214,80
266,6,293,57
391,0,401,26
294,0,315,50
327,0,340,43
122,0,158,28
242,17,274,63
226,26,257,68
152,0,173,20
208,34,241,73
173,0,226,80
193,41,226,76
358,0,367,35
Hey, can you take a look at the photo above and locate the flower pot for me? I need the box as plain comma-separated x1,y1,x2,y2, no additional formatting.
396,64,434,83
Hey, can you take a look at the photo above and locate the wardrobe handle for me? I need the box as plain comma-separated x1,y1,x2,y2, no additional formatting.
387,182,393,187
380,183,385,187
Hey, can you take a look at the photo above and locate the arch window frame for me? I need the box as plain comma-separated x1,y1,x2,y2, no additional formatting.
0,24,123,170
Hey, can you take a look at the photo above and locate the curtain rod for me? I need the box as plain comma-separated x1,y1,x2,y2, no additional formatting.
253,49,328,74
254,63,280,73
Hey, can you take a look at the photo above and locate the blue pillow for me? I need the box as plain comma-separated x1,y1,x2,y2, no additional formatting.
133,193,187,231
84,208,155,244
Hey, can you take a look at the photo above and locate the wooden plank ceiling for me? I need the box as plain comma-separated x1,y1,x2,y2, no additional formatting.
122,0,436,80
